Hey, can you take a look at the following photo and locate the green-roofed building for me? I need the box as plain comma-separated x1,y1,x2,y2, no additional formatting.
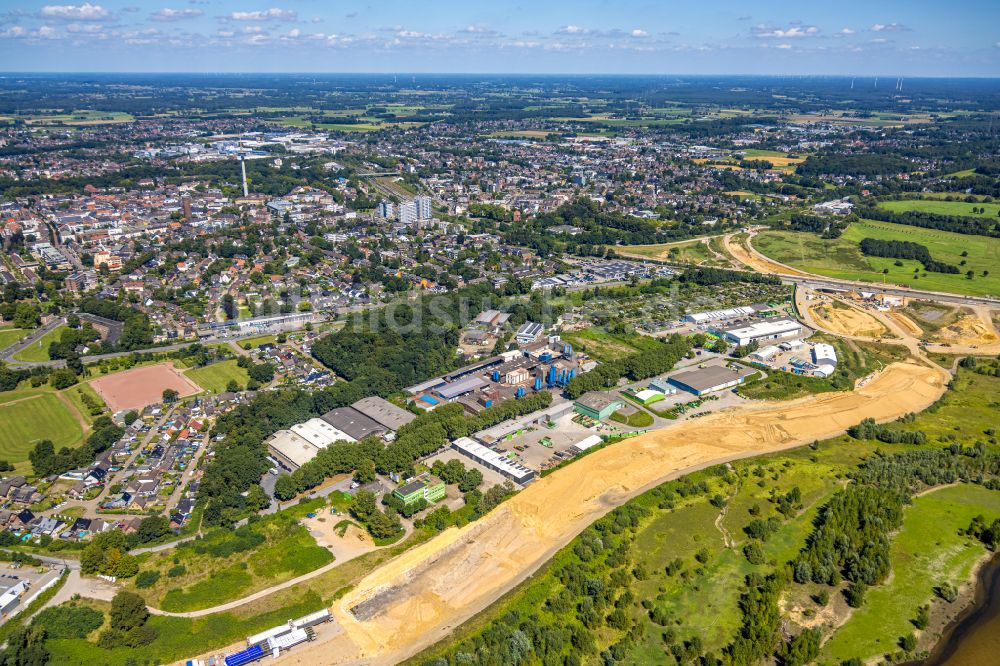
393,474,446,506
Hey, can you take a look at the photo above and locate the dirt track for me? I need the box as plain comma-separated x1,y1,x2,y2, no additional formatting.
722,232,810,277
273,361,948,666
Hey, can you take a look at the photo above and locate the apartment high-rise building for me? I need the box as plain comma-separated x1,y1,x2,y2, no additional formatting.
415,195,432,220
377,200,395,219
397,200,418,225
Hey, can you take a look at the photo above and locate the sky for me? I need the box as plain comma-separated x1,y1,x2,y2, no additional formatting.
1,1,999,76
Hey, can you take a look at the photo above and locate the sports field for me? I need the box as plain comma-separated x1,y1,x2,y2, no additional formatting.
90,363,201,412
753,221,1000,297
0,389,84,462
878,198,1000,219
184,359,249,393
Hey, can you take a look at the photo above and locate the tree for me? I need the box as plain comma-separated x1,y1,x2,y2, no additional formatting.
273,474,298,501
162,388,179,403
122,411,139,426
226,379,240,392
109,591,149,632
0,625,49,666
49,368,78,390
12,302,40,329
354,458,376,484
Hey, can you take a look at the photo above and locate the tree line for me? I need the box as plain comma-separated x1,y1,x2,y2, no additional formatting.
859,238,960,274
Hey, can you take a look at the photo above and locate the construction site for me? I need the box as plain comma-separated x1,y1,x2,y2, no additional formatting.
268,359,949,666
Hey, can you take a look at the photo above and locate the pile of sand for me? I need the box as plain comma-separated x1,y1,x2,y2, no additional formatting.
931,314,999,347
809,302,888,338
890,311,924,337
271,361,947,666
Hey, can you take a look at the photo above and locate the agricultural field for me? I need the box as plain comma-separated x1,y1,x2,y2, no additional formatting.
739,148,807,171
413,369,1000,666
753,221,1000,297
878,198,1000,218
560,326,664,362
12,325,68,362
184,359,250,393
0,387,84,463
7,110,134,126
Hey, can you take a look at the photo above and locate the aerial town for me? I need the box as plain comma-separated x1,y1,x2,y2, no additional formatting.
0,3,999,665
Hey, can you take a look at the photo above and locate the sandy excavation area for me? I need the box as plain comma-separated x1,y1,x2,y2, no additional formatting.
809,302,888,338
890,311,924,337
272,360,948,666
930,312,999,347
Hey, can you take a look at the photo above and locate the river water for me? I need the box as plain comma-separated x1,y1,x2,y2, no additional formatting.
920,552,1000,666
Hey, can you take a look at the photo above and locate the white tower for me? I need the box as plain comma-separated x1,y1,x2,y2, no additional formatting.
240,155,249,197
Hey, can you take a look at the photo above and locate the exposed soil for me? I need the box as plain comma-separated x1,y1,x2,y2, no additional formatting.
273,361,949,666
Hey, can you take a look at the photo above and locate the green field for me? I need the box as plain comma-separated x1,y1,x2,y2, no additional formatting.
12,325,68,362
184,359,249,393
620,238,717,265
878,198,1000,219
822,483,1000,662
135,509,333,613
754,221,1000,296
61,383,107,424
0,390,83,462
560,327,664,362
0,327,26,350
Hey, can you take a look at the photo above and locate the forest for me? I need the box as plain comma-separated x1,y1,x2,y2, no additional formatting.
858,238,960,274
857,204,1000,237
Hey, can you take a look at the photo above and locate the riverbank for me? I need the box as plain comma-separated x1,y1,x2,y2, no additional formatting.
914,550,1000,666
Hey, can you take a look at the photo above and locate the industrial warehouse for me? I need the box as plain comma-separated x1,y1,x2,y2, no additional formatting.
405,333,583,414
266,396,416,471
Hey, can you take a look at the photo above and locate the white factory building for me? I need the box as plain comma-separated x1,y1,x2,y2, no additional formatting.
716,319,802,347
812,343,839,378
682,305,758,324
267,418,356,471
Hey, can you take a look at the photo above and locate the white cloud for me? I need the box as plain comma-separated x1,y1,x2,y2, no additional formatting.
40,3,109,21
228,8,297,22
871,22,908,32
35,25,59,39
557,25,588,35
630,29,649,38
241,25,266,34
0,26,28,38
151,8,203,22
66,22,103,33
837,28,855,36
753,24,819,39
775,43,792,49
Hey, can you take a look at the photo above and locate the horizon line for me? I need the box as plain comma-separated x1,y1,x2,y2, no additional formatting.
1,71,998,80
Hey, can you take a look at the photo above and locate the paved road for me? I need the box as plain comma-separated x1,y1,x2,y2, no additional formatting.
726,230,1000,308
0,317,64,362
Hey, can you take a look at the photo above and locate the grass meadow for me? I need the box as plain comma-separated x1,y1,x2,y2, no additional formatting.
184,359,250,393
753,221,1000,297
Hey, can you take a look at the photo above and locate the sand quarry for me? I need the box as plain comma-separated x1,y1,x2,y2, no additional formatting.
808,302,888,338
930,312,999,347
90,362,201,412
272,360,948,666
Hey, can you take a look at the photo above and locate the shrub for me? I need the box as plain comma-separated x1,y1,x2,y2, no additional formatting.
31,604,104,639
135,570,160,589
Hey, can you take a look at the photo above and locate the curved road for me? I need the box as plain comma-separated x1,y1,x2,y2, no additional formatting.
723,229,1000,309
